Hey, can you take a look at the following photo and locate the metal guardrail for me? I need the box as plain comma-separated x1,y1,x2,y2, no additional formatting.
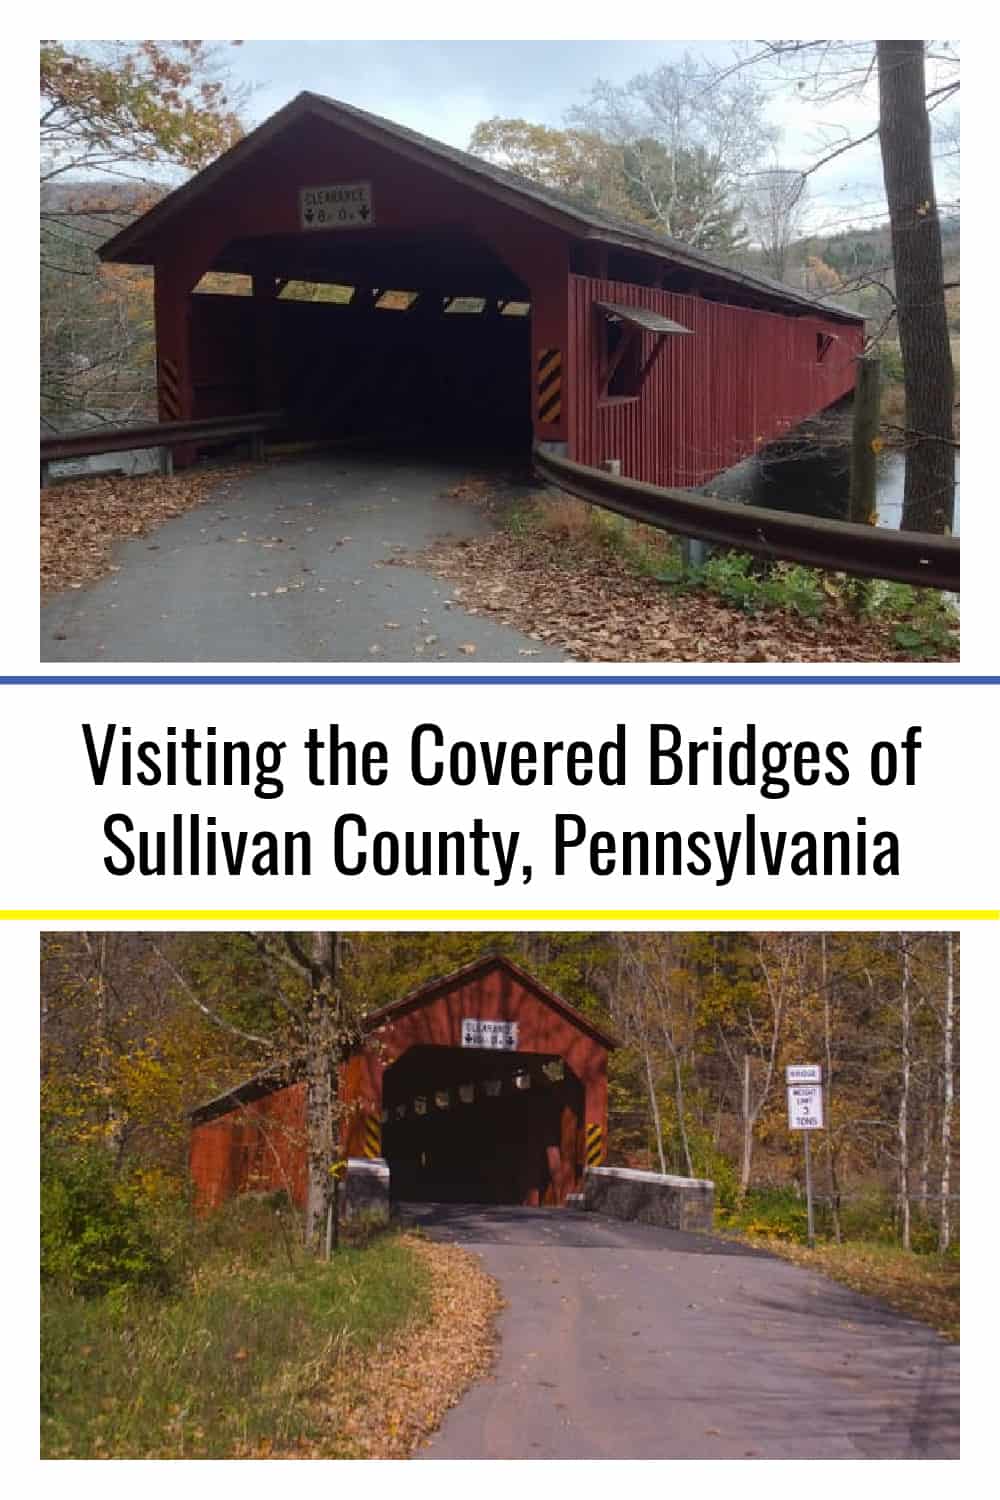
533,445,960,592
40,411,285,485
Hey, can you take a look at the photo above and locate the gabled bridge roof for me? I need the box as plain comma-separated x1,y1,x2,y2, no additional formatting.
100,90,864,326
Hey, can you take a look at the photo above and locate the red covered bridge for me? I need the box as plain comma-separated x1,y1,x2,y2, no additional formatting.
100,91,865,488
189,955,617,1211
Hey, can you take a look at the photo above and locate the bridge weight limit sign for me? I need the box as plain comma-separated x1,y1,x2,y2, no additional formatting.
787,1065,824,1248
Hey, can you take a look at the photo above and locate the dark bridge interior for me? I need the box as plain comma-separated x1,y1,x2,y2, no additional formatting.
382,1045,583,1206
190,227,534,455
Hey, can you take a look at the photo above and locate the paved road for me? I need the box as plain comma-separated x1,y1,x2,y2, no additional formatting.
41,452,566,663
402,1204,959,1460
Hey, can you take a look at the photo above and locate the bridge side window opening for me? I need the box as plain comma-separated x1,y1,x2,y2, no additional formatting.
604,316,643,399
816,331,835,363
596,301,692,404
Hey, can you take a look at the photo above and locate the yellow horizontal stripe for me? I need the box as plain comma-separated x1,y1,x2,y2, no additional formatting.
7,909,995,922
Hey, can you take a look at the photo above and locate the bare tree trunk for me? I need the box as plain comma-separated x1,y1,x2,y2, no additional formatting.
919,1073,933,1223
897,936,912,1250
663,1026,694,1177
735,936,793,1201
82,932,127,1163
739,1053,753,1198
939,933,955,1252
304,932,340,1256
642,1040,667,1175
876,40,955,533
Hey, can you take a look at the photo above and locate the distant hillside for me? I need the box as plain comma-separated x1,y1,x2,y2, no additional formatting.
736,215,959,332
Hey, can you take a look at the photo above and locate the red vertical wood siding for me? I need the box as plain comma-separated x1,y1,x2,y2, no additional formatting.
568,274,864,487
189,961,611,1211
189,1080,308,1212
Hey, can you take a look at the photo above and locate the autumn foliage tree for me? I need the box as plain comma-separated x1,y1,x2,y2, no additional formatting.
40,41,247,424
41,930,959,1256
469,54,775,257
467,117,631,217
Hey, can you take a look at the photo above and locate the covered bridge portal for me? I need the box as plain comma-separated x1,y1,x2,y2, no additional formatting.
101,92,865,488
189,956,616,1211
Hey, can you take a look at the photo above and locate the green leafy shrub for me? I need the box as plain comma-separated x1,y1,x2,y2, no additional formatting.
718,1186,811,1241
682,1125,740,1211
892,606,958,659
761,564,826,619
695,553,826,618
720,1185,958,1256
699,551,763,611
864,580,959,657
41,1145,171,1297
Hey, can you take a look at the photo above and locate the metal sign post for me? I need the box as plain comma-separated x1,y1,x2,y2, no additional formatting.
787,1065,824,1249
803,1133,815,1249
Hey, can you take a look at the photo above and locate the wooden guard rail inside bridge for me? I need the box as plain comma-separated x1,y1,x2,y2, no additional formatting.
533,445,960,593
39,411,285,486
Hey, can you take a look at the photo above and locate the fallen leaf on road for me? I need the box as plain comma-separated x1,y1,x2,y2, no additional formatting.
41,466,248,598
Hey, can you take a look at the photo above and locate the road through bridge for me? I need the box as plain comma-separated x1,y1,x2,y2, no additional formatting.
409,1202,960,1461
41,451,567,663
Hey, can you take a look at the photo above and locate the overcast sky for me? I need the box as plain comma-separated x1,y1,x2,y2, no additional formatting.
227,40,959,236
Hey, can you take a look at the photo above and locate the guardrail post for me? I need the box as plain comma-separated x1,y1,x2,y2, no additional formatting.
159,445,174,478
40,460,50,490
680,537,708,571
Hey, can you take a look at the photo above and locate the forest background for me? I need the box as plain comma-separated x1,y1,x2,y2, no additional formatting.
41,929,959,1255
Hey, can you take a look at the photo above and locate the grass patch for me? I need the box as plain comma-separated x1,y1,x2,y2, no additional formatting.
41,1199,432,1459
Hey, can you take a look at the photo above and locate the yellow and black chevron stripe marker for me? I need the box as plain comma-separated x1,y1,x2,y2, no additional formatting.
159,355,182,420
363,1115,382,1159
537,347,562,424
585,1121,604,1168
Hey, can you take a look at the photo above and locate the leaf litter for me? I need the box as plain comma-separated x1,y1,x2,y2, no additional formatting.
391,530,952,663
283,1234,502,1459
41,467,249,599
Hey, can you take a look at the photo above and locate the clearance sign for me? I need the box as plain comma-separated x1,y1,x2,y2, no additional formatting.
299,182,373,230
